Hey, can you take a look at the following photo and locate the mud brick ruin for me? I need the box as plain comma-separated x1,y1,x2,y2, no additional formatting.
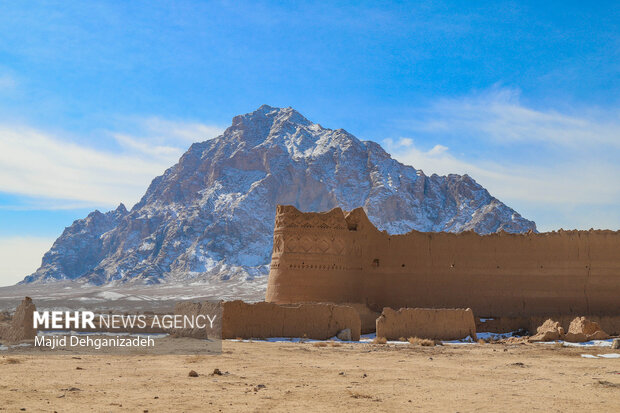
266,205,620,322
5,205,619,344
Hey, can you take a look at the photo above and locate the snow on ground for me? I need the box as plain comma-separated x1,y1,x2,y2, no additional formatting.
229,333,480,345
581,354,620,359
562,339,614,348
96,291,126,300
225,334,620,349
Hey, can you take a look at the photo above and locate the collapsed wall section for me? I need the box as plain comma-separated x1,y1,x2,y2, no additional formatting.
477,315,620,336
376,307,477,341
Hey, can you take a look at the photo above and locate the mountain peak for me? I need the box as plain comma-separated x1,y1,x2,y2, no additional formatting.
223,106,323,152
257,104,276,112
232,105,312,128
24,106,536,286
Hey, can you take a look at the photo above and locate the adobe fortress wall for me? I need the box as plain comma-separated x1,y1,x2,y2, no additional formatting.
265,205,620,318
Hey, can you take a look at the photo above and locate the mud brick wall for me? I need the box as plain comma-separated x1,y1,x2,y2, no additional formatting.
266,205,620,318
376,307,477,340
174,300,361,341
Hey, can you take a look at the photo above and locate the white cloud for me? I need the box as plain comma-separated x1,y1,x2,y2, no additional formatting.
406,87,620,148
110,117,225,161
0,119,224,208
138,117,225,144
385,88,620,231
0,237,54,286
427,144,448,156
386,138,619,206
112,133,184,160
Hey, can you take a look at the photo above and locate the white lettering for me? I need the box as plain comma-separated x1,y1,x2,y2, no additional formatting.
33,311,49,329
65,311,79,328
82,311,96,329
51,311,63,329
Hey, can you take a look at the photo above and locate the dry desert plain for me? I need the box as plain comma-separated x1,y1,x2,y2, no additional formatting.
1,340,620,412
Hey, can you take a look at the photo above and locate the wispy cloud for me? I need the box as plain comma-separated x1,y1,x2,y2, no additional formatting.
137,117,225,144
404,87,620,148
0,119,224,209
385,138,619,206
111,117,225,161
384,88,620,231
0,236,53,286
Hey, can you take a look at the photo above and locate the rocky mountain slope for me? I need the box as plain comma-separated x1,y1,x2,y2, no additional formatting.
23,105,536,285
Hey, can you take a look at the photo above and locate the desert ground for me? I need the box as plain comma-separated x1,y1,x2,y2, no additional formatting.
1,340,619,412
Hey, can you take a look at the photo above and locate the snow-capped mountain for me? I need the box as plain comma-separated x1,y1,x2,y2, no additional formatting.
23,105,536,285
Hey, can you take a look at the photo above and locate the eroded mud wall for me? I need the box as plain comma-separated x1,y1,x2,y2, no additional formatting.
222,301,360,340
376,308,477,340
266,205,620,318
174,300,361,341
0,297,36,343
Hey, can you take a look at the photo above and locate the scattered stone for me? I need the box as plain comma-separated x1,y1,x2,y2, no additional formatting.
188,370,199,377
339,372,345,376
76,367,83,370
611,338,620,349
337,328,352,341
564,317,610,343
211,368,223,376
528,319,565,342
253,384,266,391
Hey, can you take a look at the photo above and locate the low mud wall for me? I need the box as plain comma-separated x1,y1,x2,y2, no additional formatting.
175,300,361,341
376,308,477,341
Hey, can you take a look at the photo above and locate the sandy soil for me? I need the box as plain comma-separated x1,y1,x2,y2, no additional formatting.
1,341,619,412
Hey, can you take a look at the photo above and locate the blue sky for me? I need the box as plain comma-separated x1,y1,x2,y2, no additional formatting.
0,1,618,285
